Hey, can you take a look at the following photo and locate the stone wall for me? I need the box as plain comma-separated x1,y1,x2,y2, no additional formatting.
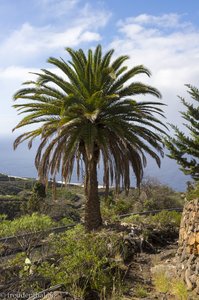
177,198,199,293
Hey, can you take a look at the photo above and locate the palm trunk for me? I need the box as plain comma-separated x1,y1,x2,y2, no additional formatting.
84,157,102,231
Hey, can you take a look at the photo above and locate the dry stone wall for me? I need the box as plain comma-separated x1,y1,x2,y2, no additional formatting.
177,198,199,293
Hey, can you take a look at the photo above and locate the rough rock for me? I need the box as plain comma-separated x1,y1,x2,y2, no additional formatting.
176,198,199,294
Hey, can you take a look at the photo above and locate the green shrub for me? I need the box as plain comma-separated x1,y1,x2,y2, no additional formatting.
101,197,133,222
122,210,181,230
148,210,182,228
0,213,55,257
141,177,183,210
134,284,148,298
58,217,75,226
101,205,120,222
171,279,188,300
113,199,133,214
38,225,126,297
22,182,46,214
186,182,199,201
46,187,77,201
0,214,7,221
101,178,183,223
153,270,188,299
122,214,143,224
4,213,55,236
153,271,170,293
8,252,26,268
0,219,11,237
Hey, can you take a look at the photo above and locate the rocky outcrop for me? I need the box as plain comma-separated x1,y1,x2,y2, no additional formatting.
176,198,199,293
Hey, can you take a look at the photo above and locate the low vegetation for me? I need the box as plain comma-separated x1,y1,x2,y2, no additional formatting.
101,178,183,225
38,225,127,298
186,181,199,201
0,174,193,299
122,210,181,228
0,40,198,299
152,269,188,299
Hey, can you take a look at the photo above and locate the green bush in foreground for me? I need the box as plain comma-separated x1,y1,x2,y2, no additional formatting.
38,225,126,298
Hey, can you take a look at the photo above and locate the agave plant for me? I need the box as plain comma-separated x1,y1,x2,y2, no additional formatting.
13,45,166,230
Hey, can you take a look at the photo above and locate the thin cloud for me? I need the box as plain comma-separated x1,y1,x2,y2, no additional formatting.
1,12,199,135
109,13,199,124
0,66,40,80
119,13,192,29
38,0,80,17
0,3,110,67
0,23,101,66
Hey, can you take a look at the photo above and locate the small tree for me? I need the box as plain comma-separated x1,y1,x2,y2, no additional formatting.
27,181,46,213
165,84,199,180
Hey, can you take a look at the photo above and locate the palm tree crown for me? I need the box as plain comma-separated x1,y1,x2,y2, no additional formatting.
13,45,167,230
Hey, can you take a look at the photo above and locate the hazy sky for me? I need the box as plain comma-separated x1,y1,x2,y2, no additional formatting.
1,0,199,138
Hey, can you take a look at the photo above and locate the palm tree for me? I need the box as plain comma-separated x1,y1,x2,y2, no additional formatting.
13,45,167,231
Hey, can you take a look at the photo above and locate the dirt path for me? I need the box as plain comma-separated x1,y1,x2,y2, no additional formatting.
125,243,179,299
